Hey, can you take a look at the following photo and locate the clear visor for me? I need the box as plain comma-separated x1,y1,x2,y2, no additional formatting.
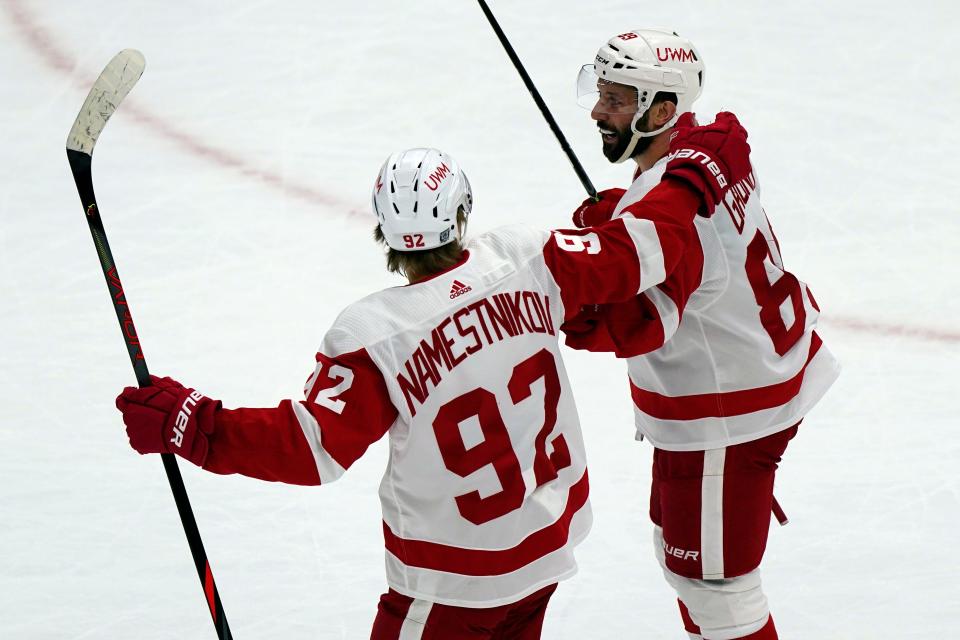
576,64,640,116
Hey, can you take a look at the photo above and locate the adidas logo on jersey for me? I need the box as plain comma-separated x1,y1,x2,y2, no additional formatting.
449,279,472,299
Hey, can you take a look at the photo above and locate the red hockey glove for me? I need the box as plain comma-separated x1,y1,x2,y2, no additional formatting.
561,304,602,334
116,375,220,467
663,111,752,216
571,188,626,228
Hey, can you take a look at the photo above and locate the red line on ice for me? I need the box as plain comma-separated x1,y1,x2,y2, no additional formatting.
5,0,959,346
822,316,960,344
3,0,363,217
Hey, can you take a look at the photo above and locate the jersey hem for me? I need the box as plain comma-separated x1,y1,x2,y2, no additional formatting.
635,345,841,451
386,566,578,609
384,521,589,609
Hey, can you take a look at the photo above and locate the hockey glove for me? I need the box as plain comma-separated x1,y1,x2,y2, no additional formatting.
663,111,752,217
571,188,626,228
116,375,220,467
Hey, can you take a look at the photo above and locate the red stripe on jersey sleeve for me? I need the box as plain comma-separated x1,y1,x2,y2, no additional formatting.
617,179,702,277
303,346,398,472
205,401,322,485
544,180,700,320
656,225,705,318
382,470,589,576
563,223,704,357
631,333,824,420
543,220,642,319
201,346,397,486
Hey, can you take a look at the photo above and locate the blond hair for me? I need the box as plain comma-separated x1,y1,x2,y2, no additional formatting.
373,207,469,282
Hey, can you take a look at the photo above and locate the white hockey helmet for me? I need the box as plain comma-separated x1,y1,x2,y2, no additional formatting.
578,29,705,162
371,148,473,252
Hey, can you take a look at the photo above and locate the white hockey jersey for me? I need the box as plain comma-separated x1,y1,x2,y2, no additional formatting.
203,180,705,607
565,158,840,451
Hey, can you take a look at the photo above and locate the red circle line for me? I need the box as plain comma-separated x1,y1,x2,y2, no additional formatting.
6,0,957,345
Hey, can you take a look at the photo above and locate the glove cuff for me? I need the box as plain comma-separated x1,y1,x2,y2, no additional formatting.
664,144,731,216
168,393,220,466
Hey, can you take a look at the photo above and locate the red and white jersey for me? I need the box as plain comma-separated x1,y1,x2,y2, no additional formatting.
309,233,591,608
204,180,704,607
566,158,840,451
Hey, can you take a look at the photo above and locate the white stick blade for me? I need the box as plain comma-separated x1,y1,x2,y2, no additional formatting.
66,49,146,155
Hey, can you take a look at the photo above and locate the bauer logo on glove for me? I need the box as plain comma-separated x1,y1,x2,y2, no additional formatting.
116,375,220,466
664,148,728,189
662,111,751,217
172,389,206,448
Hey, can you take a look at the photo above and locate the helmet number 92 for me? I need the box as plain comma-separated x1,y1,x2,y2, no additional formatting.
403,234,425,249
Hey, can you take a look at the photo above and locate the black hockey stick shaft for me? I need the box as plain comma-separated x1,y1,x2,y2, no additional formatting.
476,0,597,199
67,50,233,640
68,150,233,640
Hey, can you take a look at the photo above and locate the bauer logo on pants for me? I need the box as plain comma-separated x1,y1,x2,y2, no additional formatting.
663,539,700,562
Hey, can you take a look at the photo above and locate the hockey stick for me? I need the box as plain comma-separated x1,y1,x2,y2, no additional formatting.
475,0,597,199
66,50,233,640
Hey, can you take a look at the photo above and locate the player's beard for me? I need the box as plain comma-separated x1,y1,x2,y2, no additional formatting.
598,112,654,163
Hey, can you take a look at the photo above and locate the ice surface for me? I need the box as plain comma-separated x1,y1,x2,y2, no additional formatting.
1,1,958,638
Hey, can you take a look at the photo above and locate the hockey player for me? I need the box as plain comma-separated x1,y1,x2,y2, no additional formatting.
567,29,841,640
115,117,750,639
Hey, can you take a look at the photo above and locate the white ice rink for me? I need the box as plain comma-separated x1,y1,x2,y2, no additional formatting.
2,1,958,637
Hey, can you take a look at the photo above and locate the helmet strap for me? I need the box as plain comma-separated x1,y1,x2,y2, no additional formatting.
613,132,642,164
634,111,679,139
613,108,677,164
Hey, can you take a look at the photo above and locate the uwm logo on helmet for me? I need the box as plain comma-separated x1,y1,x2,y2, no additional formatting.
449,279,472,299
657,47,697,63
425,162,451,191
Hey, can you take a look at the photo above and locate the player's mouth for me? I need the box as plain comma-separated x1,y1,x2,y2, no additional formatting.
599,127,618,144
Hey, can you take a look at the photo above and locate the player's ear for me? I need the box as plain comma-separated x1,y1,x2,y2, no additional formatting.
653,100,677,127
